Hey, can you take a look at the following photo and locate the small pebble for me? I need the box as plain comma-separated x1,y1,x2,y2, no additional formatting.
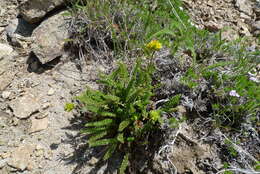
0,159,7,169
44,150,52,160
0,152,11,159
11,117,19,126
88,157,99,166
47,88,55,96
1,91,11,99
177,105,187,115
35,144,44,151
41,102,51,110
27,161,35,171
35,149,44,157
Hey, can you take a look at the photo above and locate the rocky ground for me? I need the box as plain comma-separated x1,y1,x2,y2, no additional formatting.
0,0,259,174
0,1,108,174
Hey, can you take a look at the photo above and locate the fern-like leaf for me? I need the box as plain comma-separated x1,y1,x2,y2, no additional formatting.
117,133,124,143
98,111,117,117
88,131,108,142
80,127,107,134
85,119,114,127
84,105,100,113
118,119,131,132
102,94,120,102
118,63,129,81
126,88,144,104
89,138,117,147
119,153,129,174
103,143,117,160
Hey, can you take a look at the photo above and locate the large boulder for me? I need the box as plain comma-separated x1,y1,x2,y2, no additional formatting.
31,10,69,64
19,0,65,24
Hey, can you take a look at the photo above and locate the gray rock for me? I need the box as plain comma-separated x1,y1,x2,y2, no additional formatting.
5,18,36,47
240,12,251,20
41,102,51,110
252,20,260,36
1,91,11,99
0,43,13,58
2,168,12,174
253,30,260,36
0,151,11,159
47,88,55,96
0,74,14,91
88,157,99,166
7,144,35,171
31,10,69,64
235,0,253,16
0,159,8,169
0,27,5,33
9,93,41,119
0,54,16,91
19,0,65,23
252,20,260,31
237,21,251,36
29,117,48,133
221,28,239,41
254,6,260,19
34,144,45,157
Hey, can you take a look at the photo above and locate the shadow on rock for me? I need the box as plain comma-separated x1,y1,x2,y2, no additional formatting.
59,113,120,174
6,17,38,38
26,52,61,74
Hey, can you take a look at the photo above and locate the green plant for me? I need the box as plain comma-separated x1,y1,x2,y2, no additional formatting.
77,58,162,173
67,0,260,172
169,116,186,128
69,0,196,60
222,162,234,174
224,139,238,157
254,161,260,171
181,67,200,88
64,103,75,112
179,33,260,128
223,170,234,174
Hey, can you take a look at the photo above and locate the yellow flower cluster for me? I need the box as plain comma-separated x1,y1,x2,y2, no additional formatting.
146,40,162,51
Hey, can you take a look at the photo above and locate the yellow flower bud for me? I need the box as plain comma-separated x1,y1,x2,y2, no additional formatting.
146,40,162,51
